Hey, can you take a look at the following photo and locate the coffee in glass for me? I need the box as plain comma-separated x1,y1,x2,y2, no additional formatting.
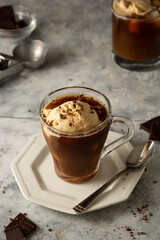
112,0,160,70
40,87,134,183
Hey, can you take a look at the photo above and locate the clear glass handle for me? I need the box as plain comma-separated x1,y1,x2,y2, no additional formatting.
101,116,134,158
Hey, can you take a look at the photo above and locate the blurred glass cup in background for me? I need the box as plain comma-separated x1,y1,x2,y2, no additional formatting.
112,0,160,70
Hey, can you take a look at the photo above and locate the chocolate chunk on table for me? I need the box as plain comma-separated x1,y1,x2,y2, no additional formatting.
140,116,160,141
5,213,36,236
5,226,25,240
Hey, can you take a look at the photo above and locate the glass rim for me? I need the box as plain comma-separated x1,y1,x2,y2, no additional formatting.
111,0,160,22
39,86,112,137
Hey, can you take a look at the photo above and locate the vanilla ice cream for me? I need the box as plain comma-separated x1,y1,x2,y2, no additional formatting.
113,0,152,17
42,100,101,132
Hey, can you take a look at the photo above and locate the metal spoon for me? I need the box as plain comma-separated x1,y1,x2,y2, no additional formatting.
73,140,155,213
0,40,48,81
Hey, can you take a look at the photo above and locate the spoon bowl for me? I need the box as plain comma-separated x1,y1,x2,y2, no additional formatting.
13,39,48,69
127,140,155,168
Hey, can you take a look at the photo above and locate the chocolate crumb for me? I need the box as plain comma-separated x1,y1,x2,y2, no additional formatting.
68,112,75,116
153,181,157,184
125,227,132,231
122,0,130,8
48,228,52,232
141,215,148,222
60,113,67,119
76,109,81,115
137,232,146,235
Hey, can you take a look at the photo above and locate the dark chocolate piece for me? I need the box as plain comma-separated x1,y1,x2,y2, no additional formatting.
17,20,28,28
0,5,28,30
5,213,36,236
5,226,25,240
140,116,160,141
0,5,16,29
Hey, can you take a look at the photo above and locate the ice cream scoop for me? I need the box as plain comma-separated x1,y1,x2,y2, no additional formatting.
0,39,48,82
113,0,152,17
42,100,100,132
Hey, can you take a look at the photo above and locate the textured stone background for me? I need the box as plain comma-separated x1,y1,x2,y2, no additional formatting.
0,0,160,239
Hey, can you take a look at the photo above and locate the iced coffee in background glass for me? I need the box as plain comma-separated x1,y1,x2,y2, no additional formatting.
112,0,160,70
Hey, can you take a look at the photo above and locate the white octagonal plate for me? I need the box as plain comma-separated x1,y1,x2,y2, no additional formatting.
11,132,144,215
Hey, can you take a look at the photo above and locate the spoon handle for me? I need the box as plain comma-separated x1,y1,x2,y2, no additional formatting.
73,168,131,213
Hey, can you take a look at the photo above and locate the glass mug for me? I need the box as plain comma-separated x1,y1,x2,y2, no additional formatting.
112,0,160,70
40,86,134,183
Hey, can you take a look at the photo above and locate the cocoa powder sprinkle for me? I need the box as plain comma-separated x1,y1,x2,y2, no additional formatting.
76,109,81,115
59,114,67,119
68,112,75,116
122,0,130,8
153,180,157,184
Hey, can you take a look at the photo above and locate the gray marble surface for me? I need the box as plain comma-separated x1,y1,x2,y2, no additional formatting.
0,0,160,239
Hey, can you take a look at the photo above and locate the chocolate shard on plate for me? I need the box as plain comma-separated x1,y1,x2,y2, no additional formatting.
140,116,160,141
5,226,25,240
5,213,36,236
